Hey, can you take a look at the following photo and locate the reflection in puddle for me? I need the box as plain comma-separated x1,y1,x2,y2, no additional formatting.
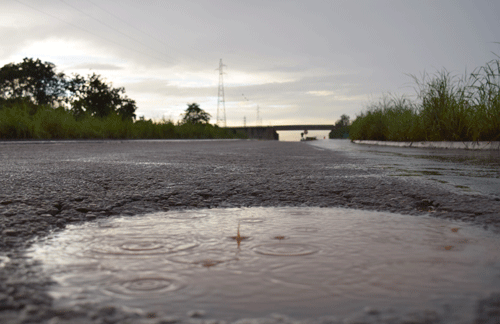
27,207,500,321
230,222,249,247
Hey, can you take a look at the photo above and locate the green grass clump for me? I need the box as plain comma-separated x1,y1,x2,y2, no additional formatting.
414,71,472,141
350,56,500,142
350,94,422,141
469,59,500,140
0,101,35,139
0,101,246,140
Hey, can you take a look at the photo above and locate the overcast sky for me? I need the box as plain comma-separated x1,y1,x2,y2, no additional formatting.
1,0,499,126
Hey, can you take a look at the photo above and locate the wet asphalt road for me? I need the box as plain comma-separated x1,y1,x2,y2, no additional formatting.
0,139,499,324
310,140,500,199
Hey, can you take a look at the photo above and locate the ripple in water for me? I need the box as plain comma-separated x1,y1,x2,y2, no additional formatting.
105,277,184,296
89,239,198,256
292,226,320,233
27,207,500,321
125,278,171,291
120,241,164,252
253,243,318,256
169,248,238,267
239,217,265,224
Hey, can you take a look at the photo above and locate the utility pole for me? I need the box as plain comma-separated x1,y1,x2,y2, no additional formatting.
243,116,246,127
256,105,262,126
216,59,226,127
242,94,262,126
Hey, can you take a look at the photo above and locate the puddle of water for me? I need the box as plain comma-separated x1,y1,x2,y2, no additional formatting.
27,207,500,321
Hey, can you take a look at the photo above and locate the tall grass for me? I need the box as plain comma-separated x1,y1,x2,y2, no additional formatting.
350,94,422,141
469,58,500,140
0,103,246,140
350,57,500,141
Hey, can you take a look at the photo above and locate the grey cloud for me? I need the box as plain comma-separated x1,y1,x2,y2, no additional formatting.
2,0,500,124
126,79,214,97
69,63,123,71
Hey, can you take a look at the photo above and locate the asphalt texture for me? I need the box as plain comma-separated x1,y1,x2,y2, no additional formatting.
1,140,499,324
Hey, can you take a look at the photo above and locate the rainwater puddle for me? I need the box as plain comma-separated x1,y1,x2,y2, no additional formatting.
27,207,500,321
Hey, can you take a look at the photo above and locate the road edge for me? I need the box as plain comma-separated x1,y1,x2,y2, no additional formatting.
352,140,500,150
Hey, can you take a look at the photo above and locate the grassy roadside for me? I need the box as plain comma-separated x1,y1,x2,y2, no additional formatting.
350,57,500,142
0,101,246,140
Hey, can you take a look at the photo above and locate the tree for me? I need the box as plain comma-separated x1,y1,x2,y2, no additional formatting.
329,114,351,139
335,114,350,127
0,58,137,121
181,103,211,124
0,58,68,105
116,98,137,121
70,73,137,120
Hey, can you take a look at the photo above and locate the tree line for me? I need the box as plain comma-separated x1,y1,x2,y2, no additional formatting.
0,58,136,120
0,58,246,140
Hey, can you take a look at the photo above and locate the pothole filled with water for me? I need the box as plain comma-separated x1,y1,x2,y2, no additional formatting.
27,207,500,322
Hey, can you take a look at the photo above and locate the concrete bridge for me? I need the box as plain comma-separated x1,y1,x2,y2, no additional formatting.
225,125,337,140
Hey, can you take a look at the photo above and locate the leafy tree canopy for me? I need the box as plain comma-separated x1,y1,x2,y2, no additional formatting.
0,58,67,105
181,103,211,124
335,114,350,127
0,58,137,121
70,73,136,120
329,114,351,139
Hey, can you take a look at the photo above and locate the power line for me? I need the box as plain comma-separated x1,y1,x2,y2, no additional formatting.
241,94,262,126
16,0,230,86
83,0,220,69
256,104,262,126
15,0,238,121
59,0,179,64
86,0,153,38
84,0,215,68
13,0,175,65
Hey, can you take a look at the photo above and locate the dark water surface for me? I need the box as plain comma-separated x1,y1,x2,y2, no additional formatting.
27,207,500,322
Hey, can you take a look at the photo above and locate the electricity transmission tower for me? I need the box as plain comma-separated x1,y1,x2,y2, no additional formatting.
216,59,226,127
242,94,262,126
256,105,262,126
